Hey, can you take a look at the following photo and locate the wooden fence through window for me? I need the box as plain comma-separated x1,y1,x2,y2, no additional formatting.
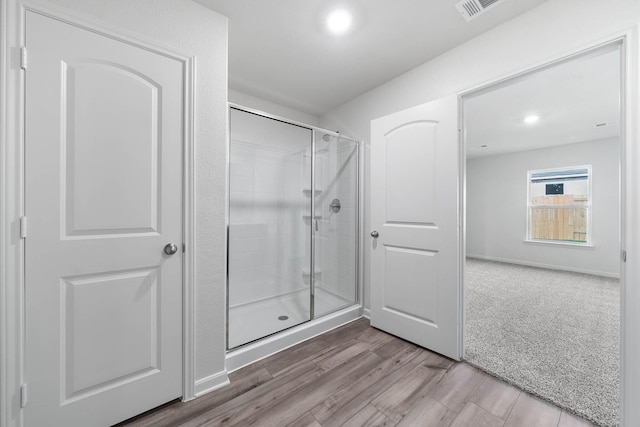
530,194,588,242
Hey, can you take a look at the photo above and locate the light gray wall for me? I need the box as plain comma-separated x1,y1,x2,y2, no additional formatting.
7,0,229,394
320,0,640,309
319,3,640,423
466,138,620,277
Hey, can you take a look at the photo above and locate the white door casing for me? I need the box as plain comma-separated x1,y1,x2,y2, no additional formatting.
370,96,461,360
25,10,184,426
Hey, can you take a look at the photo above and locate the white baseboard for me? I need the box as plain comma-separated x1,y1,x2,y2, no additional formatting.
466,254,620,279
194,371,230,397
362,307,371,319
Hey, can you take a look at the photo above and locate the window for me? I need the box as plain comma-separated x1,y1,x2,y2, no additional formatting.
527,166,591,244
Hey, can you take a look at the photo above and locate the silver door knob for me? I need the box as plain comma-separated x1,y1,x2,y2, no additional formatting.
164,243,179,255
371,231,379,238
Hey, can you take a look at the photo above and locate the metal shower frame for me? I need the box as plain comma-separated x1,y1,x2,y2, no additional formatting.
225,103,362,351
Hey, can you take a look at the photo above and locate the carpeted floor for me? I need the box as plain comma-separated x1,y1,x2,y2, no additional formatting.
464,258,620,427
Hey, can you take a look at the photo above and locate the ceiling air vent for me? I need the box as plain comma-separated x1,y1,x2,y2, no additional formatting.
455,0,503,22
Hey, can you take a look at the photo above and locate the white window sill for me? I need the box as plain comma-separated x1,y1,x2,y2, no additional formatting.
524,239,594,248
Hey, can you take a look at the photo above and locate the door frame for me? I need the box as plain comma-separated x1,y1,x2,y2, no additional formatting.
0,2,197,426
457,32,637,425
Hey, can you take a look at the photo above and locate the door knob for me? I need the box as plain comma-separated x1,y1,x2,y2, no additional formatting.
371,231,379,238
164,243,179,255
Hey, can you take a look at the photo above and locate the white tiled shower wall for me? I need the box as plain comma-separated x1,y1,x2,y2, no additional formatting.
228,133,359,311
228,141,308,307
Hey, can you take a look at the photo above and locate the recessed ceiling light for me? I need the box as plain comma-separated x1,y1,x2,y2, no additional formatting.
326,9,352,35
524,115,540,124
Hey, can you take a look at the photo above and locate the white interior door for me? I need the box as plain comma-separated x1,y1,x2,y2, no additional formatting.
24,11,184,426
370,96,461,360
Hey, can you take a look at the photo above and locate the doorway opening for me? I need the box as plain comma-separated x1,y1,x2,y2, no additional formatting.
461,42,622,427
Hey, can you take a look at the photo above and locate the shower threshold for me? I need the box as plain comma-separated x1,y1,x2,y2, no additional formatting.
226,295,361,372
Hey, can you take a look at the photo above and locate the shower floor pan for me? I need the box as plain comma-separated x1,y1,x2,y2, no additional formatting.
228,287,352,349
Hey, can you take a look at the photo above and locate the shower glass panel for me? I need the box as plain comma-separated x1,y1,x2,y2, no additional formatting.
228,108,312,349
312,132,359,317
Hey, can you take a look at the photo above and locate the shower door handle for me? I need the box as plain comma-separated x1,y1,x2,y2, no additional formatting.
371,231,379,238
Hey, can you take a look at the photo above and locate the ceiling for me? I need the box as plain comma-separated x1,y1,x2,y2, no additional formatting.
195,0,547,116
465,46,621,159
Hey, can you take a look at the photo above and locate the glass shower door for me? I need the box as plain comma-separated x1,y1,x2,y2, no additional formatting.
227,108,312,349
312,132,359,317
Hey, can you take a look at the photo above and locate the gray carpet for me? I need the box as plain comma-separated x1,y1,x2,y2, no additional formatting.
464,258,620,427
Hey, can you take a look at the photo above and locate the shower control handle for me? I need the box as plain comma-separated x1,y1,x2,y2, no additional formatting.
164,243,179,255
329,198,341,213
371,231,379,238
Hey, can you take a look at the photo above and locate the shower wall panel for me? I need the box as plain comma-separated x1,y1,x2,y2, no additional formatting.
228,141,307,307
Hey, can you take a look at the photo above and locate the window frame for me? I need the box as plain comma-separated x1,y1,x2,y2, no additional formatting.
525,165,593,246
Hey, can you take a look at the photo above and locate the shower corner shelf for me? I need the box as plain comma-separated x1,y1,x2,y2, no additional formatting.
302,188,322,196
302,267,322,276
302,215,322,220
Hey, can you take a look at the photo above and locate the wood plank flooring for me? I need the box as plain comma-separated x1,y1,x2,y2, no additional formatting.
118,319,593,427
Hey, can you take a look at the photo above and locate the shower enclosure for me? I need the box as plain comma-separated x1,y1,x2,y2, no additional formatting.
227,106,360,349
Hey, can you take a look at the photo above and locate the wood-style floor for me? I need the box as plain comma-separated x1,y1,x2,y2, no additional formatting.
118,318,592,427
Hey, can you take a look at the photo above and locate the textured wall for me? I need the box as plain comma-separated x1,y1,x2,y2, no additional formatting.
18,0,229,391
466,138,620,277
320,0,640,309
319,2,640,424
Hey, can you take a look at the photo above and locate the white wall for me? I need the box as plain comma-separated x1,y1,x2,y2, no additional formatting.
229,89,320,126
320,1,640,424
466,138,620,277
3,0,638,425
320,0,639,311
1,0,229,420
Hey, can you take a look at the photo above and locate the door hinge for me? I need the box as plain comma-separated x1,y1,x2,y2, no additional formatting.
20,47,27,70
622,250,627,262
20,216,27,238
20,384,27,408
